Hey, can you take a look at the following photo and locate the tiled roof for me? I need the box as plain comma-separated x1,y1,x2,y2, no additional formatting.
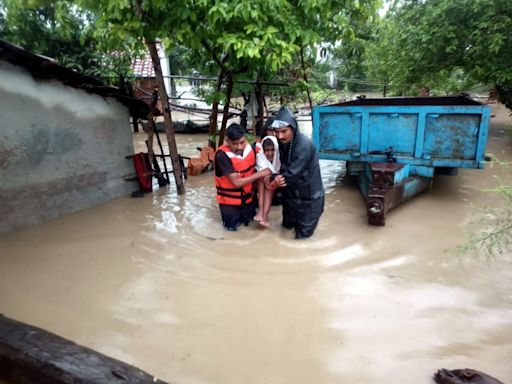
131,56,155,78
131,41,165,78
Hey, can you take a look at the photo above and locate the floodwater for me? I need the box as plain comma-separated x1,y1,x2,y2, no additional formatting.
1,106,511,384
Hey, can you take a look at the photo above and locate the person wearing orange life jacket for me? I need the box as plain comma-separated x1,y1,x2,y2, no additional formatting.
214,123,271,231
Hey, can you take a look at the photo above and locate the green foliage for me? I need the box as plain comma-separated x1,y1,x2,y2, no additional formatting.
208,134,218,146
279,80,311,110
310,60,335,89
180,0,380,102
311,88,341,105
366,0,512,101
245,133,256,145
185,0,301,74
0,0,132,82
167,45,190,76
2,0,382,102
457,156,512,260
330,5,381,91
195,88,225,105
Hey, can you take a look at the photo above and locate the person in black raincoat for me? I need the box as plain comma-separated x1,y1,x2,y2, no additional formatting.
268,107,324,239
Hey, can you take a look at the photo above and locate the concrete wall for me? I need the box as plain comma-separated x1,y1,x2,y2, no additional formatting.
0,61,135,233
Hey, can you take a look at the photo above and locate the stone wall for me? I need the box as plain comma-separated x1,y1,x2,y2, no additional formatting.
0,61,135,233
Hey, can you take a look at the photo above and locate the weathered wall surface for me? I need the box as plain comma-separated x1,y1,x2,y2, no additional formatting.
0,61,135,233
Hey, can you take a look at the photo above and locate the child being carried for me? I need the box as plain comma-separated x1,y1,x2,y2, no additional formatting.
254,135,281,228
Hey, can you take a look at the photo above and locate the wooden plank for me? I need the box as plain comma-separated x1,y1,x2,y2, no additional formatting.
0,314,169,384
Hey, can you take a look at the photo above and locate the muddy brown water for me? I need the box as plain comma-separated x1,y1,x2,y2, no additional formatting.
0,107,511,384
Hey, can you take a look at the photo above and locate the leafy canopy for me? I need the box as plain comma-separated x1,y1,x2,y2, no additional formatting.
366,0,512,101
0,0,131,79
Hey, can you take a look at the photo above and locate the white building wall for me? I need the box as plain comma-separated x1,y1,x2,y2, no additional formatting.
158,41,171,96
0,61,135,233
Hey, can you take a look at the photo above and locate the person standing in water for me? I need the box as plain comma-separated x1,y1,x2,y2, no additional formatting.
254,135,280,228
268,107,324,239
214,123,271,231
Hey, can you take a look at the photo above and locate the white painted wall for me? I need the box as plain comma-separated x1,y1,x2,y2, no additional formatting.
158,41,171,96
0,61,135,233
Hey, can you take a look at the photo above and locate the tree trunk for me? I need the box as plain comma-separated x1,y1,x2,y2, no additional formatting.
147,41,185,195
255,74,264,136
263,94,268,120
170,78,177,98
133,0,183,194
300,45,313,111
209,67,225,150
217,73,234,147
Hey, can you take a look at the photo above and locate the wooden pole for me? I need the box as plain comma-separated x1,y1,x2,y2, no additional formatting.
134,0,184,194
147,42,185,194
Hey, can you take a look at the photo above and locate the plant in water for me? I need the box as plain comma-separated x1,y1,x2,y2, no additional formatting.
457,156,512,260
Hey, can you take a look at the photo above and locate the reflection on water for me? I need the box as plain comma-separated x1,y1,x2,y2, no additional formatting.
0,109,511,384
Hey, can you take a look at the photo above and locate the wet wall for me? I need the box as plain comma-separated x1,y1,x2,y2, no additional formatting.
0,61,135,233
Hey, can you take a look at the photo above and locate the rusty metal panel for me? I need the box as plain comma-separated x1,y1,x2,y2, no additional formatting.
312,96,490,168
423,113,480,159
319,112,361,153
312,96,491,225
367,113,418,156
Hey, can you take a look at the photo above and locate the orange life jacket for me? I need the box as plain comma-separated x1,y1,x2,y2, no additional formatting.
215,144,256,206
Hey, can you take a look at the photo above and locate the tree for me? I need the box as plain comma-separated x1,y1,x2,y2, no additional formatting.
167,44,190,98
288,0,380,104
0,0,131,81
366,0,512,104
178,0,381,146
177,0,303,147
367,0,512,257
76,0,193,194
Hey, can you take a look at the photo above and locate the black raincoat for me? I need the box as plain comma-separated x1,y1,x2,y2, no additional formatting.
275,108,324,238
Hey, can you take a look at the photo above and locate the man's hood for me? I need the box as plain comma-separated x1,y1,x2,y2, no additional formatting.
274,107,299,133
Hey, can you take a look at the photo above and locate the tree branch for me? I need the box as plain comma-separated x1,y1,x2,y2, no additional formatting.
201,39,229,70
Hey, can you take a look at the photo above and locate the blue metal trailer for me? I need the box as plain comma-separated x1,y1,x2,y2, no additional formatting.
312,95,491,225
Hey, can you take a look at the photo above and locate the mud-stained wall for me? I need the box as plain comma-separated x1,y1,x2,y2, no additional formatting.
0,61,135,233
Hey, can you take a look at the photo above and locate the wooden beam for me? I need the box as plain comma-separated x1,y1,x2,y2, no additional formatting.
0,314,168,384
